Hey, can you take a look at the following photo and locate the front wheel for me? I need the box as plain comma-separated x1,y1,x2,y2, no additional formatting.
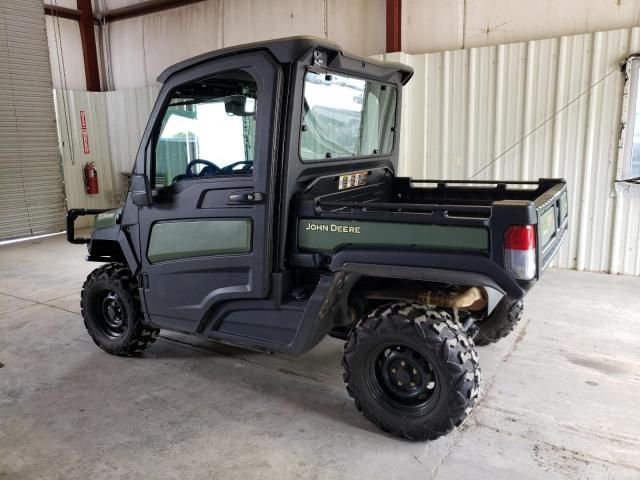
343,303,480,441
81,263,159,356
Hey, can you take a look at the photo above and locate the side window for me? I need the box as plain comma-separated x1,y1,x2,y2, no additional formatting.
620,56,640,182
152,69,258,187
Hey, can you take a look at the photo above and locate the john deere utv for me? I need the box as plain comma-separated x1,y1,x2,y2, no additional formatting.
68,37,568,441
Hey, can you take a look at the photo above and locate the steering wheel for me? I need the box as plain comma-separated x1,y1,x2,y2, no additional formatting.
220,161,253,174
185,159,221,177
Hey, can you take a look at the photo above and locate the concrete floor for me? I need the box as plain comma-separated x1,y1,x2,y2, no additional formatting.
1,234,639,480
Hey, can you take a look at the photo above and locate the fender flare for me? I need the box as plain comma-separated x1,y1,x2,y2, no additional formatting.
329,248,528,300
89,225,140,274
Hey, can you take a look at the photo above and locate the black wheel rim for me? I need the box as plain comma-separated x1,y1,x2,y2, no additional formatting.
365,343,439,417
97,290,128,339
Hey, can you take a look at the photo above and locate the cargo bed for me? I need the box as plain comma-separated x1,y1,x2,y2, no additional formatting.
292,170,568,294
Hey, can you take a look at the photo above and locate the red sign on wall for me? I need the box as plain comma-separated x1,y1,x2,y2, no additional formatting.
81,131,90,154
79,111,90,154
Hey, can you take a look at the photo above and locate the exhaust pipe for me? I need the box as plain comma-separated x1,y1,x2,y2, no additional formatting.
416,287,486,311
366,286,487,311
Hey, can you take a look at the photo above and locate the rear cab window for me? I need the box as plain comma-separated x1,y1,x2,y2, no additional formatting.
300,71,398,161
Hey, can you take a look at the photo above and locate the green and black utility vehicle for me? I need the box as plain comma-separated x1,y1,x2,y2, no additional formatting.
68,37,568,441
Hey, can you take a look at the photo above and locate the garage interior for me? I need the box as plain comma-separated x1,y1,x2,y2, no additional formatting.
1,1,640,479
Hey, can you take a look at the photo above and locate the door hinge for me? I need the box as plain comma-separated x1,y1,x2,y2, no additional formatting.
140,272,149,289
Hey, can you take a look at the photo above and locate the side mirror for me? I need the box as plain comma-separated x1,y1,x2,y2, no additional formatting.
131,173,152,207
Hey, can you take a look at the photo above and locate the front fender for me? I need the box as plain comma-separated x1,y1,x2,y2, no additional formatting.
89,225,140,274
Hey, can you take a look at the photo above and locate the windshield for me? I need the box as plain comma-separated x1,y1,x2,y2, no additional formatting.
300,71,397,161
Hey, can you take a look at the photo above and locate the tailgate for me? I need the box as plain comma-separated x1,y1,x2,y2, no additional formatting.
534,181,569,272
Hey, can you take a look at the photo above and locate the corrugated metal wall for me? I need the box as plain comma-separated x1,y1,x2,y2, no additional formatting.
53,86,158,227
104,86,160,181
101,0,386,90
380,27,640,276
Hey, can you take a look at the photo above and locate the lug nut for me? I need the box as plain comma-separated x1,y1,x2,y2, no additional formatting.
400,360,406,366
397,381,402,386
410,382,416,387
412,368,417,374
391,368,397,373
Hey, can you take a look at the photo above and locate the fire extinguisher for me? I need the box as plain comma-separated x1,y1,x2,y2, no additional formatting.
84,162,99,194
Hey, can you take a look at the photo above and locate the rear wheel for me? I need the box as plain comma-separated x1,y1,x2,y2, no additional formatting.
81,263,159,356
343,303,480,441
474,297,523,346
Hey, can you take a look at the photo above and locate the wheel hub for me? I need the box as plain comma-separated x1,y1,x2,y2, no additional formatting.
98,291,127,338
367,344,438,416
388,357,419,387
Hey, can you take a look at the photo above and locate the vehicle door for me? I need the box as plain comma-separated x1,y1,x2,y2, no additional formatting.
137,52,280,332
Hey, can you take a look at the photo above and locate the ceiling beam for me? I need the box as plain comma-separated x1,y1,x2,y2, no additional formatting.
43,4,82,21
101,0,207,23
45,0,207,24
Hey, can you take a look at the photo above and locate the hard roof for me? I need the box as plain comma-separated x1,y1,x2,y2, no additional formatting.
157,36,413,84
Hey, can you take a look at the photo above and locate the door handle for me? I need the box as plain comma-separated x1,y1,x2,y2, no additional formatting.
228,192,264,204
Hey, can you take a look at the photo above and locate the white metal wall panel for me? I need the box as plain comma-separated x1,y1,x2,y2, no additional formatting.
104,86,160,179
101,0,386,90
55,90,114,215
54,86,159,227
0,0,65,240
379,27,640,276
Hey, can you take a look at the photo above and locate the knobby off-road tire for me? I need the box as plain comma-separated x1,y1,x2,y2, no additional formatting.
81,263,159,356
474,297,524,346
343,303,481,441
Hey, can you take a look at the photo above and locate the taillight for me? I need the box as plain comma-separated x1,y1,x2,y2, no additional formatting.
504,225,536,280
